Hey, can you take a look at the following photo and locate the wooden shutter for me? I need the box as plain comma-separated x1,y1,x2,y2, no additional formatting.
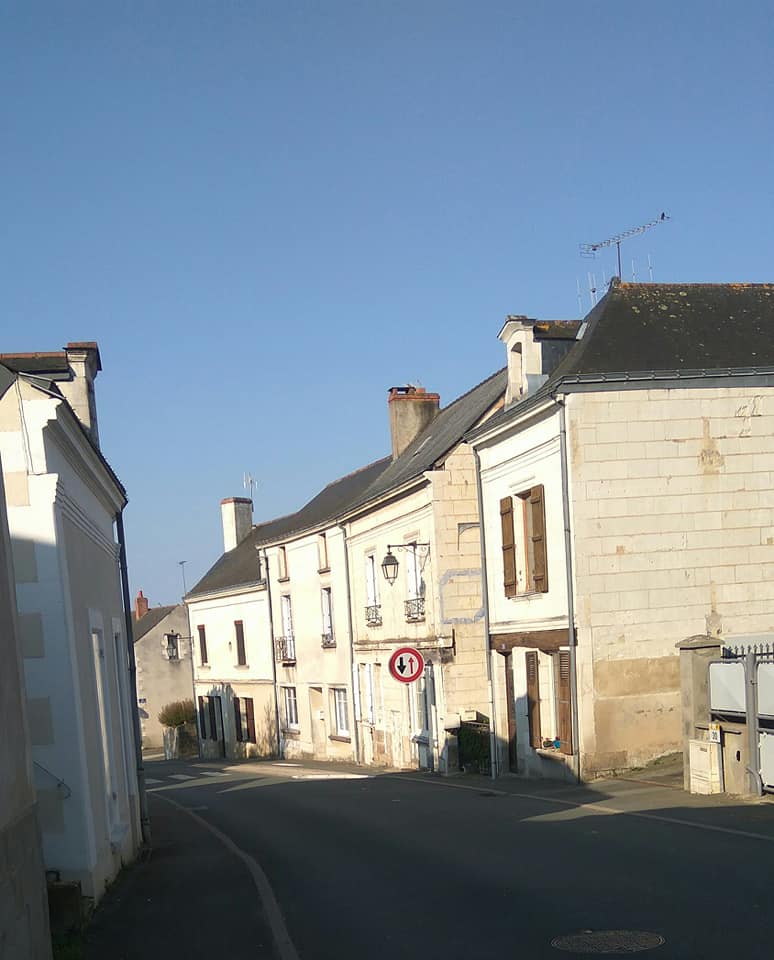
197,625,208,664
233,696,243,742
245,698,256,744
500,497,518,598
208,697,218,741
529,485,548,593
235,620,246,665
525,651,542,748
557,650,573,755
198,696,207,739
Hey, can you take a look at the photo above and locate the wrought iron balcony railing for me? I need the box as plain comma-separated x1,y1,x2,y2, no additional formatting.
321,632,336,649
274,636,296,664
404,597,425,623
365,604,382,627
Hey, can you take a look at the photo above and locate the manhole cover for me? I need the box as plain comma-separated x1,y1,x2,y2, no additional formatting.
551,930,665,954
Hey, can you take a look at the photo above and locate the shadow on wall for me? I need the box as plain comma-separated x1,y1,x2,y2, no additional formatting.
198,682,278,762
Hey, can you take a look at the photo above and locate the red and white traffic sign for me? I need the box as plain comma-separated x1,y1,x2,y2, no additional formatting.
388,646,425,684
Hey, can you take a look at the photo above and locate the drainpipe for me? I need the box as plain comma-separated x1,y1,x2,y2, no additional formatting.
556,396,582,784
339,523,361,765
473,448,498,780
260,549,282,759
115,510,151,846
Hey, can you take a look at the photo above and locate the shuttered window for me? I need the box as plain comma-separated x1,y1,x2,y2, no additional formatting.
198,695,207,739
245,698,256,743
233,696,244,742
525,651,542,749
235,620,246,665
197,625,208,665
207,697,218,741
500,497,518,598
557,650,572,755
528,485,548,593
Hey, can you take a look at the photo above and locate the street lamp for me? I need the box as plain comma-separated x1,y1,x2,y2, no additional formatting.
380,542,430,584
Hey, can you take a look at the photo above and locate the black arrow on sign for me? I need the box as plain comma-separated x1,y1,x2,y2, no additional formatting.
397,656,406,674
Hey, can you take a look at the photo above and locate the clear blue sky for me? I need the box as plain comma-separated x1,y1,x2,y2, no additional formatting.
2,2,772,604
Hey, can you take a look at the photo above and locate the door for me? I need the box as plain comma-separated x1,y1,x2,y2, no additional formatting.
309,686,326,757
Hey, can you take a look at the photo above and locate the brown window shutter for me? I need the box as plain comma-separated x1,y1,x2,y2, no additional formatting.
557,650,573,755
529,485,548,593
245,698,256,744
525,651,542,748
235,620,246,665
208,697,218,741
500,496,518,598
198,696,207,739
233,696,243,742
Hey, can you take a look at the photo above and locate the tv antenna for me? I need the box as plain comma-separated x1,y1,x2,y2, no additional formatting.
580,213,670,280
243,472,258,514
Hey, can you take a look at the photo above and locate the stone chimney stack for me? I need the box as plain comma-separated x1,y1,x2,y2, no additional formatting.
59,342,102,447
221,498,253,553
388,385,441,460
135,590,149,620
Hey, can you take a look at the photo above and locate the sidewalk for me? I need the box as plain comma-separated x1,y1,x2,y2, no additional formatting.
82,792,274,960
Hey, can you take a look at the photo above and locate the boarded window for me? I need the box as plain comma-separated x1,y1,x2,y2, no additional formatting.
233,696,243,742
197,625,208,665
525,651,541,749
557,650,572,755
500,496,517,598
235,620,246,665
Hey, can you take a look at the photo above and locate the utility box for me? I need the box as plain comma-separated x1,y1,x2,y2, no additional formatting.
689,739,723,794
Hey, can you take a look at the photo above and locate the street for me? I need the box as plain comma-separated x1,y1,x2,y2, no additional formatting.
86,758,774,960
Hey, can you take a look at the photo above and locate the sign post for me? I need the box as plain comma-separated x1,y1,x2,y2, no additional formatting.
388,646,425,684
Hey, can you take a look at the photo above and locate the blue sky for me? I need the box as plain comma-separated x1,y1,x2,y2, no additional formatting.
2,2,772,604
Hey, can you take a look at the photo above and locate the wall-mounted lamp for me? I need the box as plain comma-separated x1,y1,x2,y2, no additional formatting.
381,542,430,585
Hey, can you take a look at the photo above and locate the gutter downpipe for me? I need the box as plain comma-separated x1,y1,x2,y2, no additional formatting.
115,510,151,846
556,395,582,784
339,523,361,765
473,448,498,780
261,549,283,759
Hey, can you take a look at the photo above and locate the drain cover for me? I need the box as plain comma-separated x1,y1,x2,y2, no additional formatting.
551,930,665,954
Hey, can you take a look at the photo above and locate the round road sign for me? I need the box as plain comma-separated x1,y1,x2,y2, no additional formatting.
388,646,425,684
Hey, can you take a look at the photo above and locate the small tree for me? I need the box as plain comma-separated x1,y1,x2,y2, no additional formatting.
158,698,196,728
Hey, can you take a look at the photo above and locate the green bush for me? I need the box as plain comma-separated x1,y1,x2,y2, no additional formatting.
158,698,196,728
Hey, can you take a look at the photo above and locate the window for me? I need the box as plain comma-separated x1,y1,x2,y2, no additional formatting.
283,686,299,729
233,696,256,743
525,651,541,748
404,546,426,622
556,651,572,755
197,625,208,665
317,533,329,572
361,662,376,725
321,588,335,647
365,554,381,625
165,633,179,661
199,695,219,741
500,485,548,597
331,688,350,737
278,545,289,580
235,620,246,665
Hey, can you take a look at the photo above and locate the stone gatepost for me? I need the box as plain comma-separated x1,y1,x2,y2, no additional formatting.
676,634,722,791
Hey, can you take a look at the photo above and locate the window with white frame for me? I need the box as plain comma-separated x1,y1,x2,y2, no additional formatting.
280,594,294,638
317,533,329,571
331,687,350,737
366,554,379,606
361,662,375,725
283,686,299,729
278,545,289,580
321,587,334,646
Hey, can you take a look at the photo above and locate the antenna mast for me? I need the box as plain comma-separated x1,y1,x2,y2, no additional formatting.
580,213,670,280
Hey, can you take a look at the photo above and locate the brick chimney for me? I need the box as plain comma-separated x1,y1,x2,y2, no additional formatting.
221,497,253,553
388,385,440,460
135,590,149,620
59,342,102,447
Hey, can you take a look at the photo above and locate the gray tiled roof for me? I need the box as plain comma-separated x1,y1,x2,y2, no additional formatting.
469,281,774,441
132,605,178,642
187,367,507,599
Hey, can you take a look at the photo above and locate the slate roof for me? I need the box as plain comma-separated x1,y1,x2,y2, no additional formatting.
132,605,177,642
468,281,774,442
0,352,71,376
187,367,507,599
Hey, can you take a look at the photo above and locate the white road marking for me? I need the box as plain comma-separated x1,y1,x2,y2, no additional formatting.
145,778,162,785
200,771,227,777
153,792,300,960
169,774,195,781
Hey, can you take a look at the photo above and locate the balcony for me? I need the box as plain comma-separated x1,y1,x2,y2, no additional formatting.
404,597,425,623
321,632,336,649
274,636,296,664
365,604,382,627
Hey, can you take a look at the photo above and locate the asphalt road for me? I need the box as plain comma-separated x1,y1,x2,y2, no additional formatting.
143,758,774,960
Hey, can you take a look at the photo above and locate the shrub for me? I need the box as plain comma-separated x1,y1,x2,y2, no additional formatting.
158,698,196,728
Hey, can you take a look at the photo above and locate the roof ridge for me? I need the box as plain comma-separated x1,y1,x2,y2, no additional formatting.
437,365,506,413
316,454,391,491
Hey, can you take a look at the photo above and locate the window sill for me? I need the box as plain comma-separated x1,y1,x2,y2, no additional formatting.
282,728,301,739
506,590,548,600
277,576,290,584
234,664,250,669
535,747,572,761
199,663,211,669
318,566,331,575
329,734,351,743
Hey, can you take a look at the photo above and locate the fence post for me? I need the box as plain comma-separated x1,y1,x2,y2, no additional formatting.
745,650,763,796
